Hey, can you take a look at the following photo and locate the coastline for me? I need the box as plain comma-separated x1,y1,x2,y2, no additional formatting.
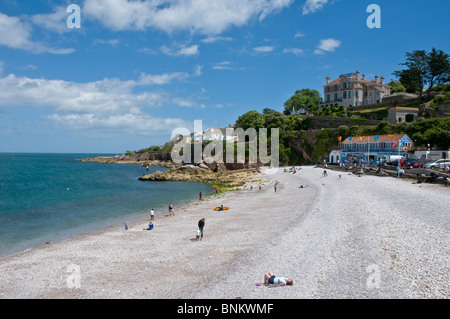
0,166,448,299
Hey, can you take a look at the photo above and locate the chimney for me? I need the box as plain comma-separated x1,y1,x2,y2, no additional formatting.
362,74,366,80
380,76,385,84
356,70,360,80
375,75,379,83
326,76,330,84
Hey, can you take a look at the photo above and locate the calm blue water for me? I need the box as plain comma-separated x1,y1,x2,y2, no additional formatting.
0,153,212,258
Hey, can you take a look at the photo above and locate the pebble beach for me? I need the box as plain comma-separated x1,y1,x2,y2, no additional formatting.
0,166,448,299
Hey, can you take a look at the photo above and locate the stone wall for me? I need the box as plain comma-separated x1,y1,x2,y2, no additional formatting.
351,93,419,111
309,116,381,130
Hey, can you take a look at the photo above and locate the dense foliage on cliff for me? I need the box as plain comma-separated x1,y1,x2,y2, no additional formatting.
234,109,450,165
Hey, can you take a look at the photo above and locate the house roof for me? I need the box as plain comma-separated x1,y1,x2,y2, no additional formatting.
325,74,389,87
342,134,411,144
390,107,420,112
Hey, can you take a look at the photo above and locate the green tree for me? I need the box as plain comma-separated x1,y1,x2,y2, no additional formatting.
394,48,450,100
262,108,288,141
388,79,406,93
283,89,322,115
425,48,450,98
394,68,420,94
234,110,265,130
394,50,428,99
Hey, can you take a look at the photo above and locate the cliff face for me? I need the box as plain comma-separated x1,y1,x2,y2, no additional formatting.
285,128,340,164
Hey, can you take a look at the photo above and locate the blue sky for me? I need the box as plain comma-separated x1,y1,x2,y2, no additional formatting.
0,0,449,153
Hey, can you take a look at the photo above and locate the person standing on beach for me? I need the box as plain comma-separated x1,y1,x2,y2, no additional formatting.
198,218,205,240
274,183,278,192
169,202,175,216
150,208,155,221
199,192,202,201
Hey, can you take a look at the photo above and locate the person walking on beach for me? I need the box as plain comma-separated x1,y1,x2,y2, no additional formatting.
169,202,175,216
150,208,155,221
198,218,205,240
263,272,293,287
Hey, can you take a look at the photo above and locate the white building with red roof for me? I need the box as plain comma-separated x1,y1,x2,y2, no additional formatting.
320,71,391,109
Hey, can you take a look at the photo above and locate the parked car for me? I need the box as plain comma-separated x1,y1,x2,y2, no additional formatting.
403,157,421,168
412,161,425,168
389,158,405,166
423,159,450,169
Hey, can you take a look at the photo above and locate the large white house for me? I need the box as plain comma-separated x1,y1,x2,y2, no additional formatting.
193,126,237,142
320,71,391,109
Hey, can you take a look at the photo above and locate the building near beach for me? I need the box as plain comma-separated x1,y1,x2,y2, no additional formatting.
386,107,420,124
336,134,414,163
320,71,391,109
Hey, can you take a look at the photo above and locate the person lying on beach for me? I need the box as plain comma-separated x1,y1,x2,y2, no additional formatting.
298,185,309,188
263,272,293,287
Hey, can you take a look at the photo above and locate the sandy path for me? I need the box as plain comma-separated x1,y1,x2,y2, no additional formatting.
0,166,448,299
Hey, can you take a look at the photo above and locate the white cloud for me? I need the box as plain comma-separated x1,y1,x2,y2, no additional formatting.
194,65,203,77
303,0,329,15
23,64,38,71
253,45,275,53
137,72,189,85
83,0,294,35
139,47,158,55
212,61,244,71
0,61,4,76
30,6,71,34
314,38,341,54
0,12,74,54
201,36,234,44
0,70,200,136
213,61,232,70
283,48,304,55
93,39,121,47
161,44,199,56
172,98,206,109
46,113,189,136
294,31,305,38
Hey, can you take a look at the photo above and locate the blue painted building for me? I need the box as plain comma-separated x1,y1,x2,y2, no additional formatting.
336,134,413,164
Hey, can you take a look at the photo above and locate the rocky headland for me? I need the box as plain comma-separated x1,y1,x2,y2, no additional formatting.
79,155,262,188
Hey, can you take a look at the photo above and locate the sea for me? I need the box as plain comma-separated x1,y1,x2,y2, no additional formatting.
0,153,212,258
